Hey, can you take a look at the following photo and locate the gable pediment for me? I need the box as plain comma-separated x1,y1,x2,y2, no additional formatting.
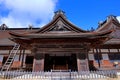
35,10,87,33
48,20,73,32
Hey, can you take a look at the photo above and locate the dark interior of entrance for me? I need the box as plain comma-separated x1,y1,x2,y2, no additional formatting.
44,54,77,71
25,56,34,71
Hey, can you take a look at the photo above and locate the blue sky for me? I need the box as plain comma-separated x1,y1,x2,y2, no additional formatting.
56,0,120,30
0,0,120,30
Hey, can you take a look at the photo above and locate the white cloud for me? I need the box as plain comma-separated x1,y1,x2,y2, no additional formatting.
117,16,120,23
0,0,58,28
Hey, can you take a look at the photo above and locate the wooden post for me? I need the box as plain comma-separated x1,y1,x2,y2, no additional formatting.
77,50,89,71
86,49,89,71
33,53,44,71
32,47,44,71
21,49,25,68
96,48,101,68
19,50,22,61
77,56,80,71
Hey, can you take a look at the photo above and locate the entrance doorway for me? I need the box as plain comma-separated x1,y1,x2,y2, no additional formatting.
53,56,69,70
89,61,97,71
25,56,34,71
44,54,77,71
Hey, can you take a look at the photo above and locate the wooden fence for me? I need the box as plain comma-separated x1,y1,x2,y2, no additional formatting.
0,70,118,80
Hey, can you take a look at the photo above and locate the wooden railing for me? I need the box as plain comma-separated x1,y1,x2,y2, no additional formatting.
0,70,118,79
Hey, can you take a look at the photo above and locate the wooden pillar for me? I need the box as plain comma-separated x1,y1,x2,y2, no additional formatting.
77,50,89,71
9,50,11,55
96,48,101,68
86,49,89,71
32,47,44,71
19,50,22,61
77,57,80,71
21,49,25,68
33,53,44,71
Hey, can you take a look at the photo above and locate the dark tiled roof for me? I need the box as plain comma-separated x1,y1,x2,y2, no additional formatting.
105,38,120,44
0,28,39,46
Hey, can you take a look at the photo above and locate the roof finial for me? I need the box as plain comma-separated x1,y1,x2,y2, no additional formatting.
55,9,65,14
107,15,117,21
0,23,8,30
53,9,66,19
28,24,33,30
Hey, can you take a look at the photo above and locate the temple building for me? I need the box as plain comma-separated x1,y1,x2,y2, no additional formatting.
0,10,120,71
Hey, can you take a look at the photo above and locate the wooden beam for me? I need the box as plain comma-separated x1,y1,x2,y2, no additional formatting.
37,48,86,52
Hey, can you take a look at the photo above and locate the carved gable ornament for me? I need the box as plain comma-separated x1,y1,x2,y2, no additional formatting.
50,20,69,31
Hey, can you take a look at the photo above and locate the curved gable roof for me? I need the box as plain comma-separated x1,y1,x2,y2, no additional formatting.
34,10,87,33
96,15,120,32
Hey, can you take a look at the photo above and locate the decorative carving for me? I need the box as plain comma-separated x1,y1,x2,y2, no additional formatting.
0,24,8,30
50,21,69,31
